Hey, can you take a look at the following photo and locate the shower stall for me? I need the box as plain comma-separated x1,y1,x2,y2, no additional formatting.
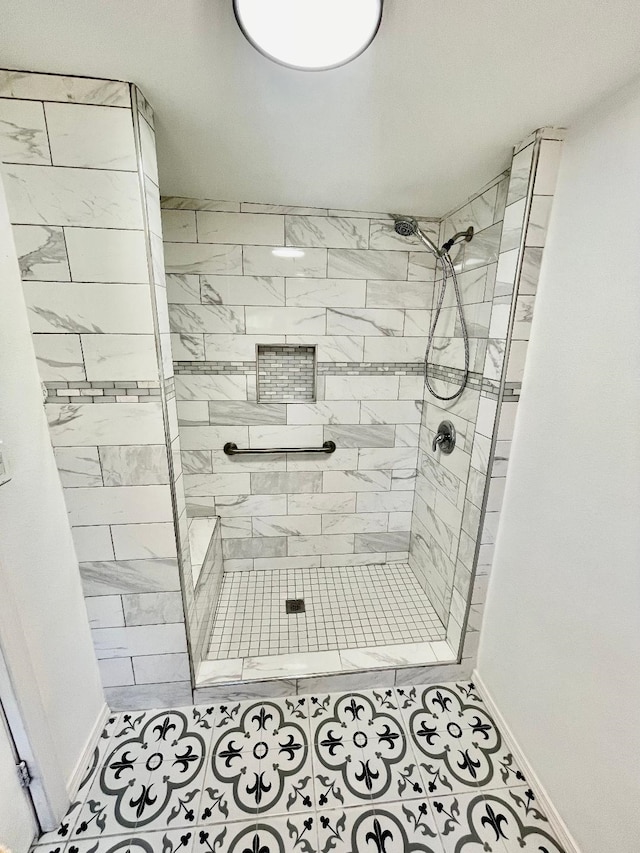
0,68,562,707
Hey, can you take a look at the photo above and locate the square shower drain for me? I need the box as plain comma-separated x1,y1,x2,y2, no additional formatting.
285,598,306,614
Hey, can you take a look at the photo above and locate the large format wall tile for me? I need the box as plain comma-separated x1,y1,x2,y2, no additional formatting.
44,102,138,170
0,98,50,164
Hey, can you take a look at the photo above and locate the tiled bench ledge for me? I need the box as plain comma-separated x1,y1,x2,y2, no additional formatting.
194,639,459,701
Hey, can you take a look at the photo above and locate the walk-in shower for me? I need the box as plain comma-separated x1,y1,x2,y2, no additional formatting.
393,217,474,401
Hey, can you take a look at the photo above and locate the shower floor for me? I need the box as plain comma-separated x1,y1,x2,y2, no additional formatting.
207,562,446,661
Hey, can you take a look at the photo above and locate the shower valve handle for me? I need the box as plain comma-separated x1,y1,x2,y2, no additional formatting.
432,420,456,455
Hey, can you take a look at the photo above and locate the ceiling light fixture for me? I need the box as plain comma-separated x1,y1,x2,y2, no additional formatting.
233,0,383,71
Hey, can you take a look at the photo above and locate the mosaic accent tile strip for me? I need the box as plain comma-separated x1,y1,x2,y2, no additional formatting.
44,380,161,404
257,344,316,402
33,683,567,853
174,360,427,375
207,562,445,660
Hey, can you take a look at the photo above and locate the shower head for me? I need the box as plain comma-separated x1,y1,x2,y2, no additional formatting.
393,217,441,257
394,218,417,237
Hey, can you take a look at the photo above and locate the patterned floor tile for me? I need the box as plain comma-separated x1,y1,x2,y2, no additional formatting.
432,786,566,852
193,813,317,853
60,829,195,853
317,802,444,852
202,697,313,823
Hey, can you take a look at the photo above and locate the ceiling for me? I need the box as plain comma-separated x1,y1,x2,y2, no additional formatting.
1,0,640,215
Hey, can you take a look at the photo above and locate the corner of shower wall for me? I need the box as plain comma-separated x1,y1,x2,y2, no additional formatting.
0,70,197,711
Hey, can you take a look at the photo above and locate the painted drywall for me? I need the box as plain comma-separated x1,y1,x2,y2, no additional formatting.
0,173,105,820
478,82,640,852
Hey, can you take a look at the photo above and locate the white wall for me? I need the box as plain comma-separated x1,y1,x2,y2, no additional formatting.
478,82,640,852
0,174,105,825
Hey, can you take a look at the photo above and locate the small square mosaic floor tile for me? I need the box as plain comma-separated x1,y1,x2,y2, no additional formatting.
30,681,567,853
208,562,446,660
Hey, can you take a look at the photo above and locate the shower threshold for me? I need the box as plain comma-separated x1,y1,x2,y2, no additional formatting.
195,562,457,693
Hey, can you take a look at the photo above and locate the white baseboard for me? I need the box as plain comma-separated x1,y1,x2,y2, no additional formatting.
473,669,581,853
66,703,110,800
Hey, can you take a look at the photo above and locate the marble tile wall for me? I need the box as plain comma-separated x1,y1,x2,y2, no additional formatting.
451,129,565,668
408,171,509,625
162,200,441,571
0,70,193,711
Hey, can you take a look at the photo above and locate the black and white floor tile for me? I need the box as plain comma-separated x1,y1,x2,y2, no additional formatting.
32,682,566,853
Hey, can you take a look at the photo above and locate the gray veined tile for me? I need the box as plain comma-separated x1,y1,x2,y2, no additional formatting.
170,332,204,360
44,102,137,171
285,214,369,248
169,303,244,334
164,241,243,275
160,209,197,243
197,210,284,245
208,400,286,425
243,244,327,277
111,522,178,560
201,273,285,306
285,276,366,307
24,282,154,334
47,402,165,447
366,279,433,309
12,224,70,280
326,307,404,336
3,165,143,229
64,227,149,283
79,558,181,596
328,247,408,280
81,334,159,381
0,97,50,164
166,272,200,303
0,70,130,106
54,446,103,487
32,333,85,381
507,141,535,204
324,424,395,448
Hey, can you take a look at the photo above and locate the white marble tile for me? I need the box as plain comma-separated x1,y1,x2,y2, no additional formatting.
340,641,437,670
494,247,519,297
138,115,158,185
506,339,529,381
243,244,326,277
388,511,412,531
245,306,325,334
321,551,384,567
395,423,420,446
253,555,317,570
54,446,103,487
519,246,543,295
0,70,130,106
407,251,438,281
445,184,498,242
97,657,134,688
250,470,322,495
220,516,253,538
3,164,143,228
242,650,342,680
366,279,432,309
160,209,196,242
285,276,365,307
287,492,356,515
132,653,190,684
85,595,124,629
184,472,250,496
286,449,359,471
203,332,282,360
363,335,428,362
44,102,137,170
324,374,399,400
32,332,85,380
92,623,187,659
326,307,404,336
64,227,149,283
162,196,239,212
241,202,327,215
81,334,158,380
12,224,70,280
215,493,288,517
507,142,534,204
202,274,285,306
24,282,153,334
47,402,165,446
501,197,526,252
525,195,553,247
356,490,413,512
111,522,177,559
323,469,391,492
398,375,424,399
285,401,359,425
512,294,535,340
321,512,388,534
177,400,210,426
328,248,407,280
534,139,563,195
71,525,114,562
404,308,436,336
0,98,50,164
164,241,242,275
197,657,244,685
66,484,173,526
197,211,284,244
285,214,368,248
169,303,244,333
175,373,246,400
252,514,321,537
179,424,248,451
286,333,364,361
360,400,422,424
358,447,417,469
166,273,200,303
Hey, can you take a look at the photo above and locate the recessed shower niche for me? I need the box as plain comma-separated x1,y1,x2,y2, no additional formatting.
256,344,317,403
